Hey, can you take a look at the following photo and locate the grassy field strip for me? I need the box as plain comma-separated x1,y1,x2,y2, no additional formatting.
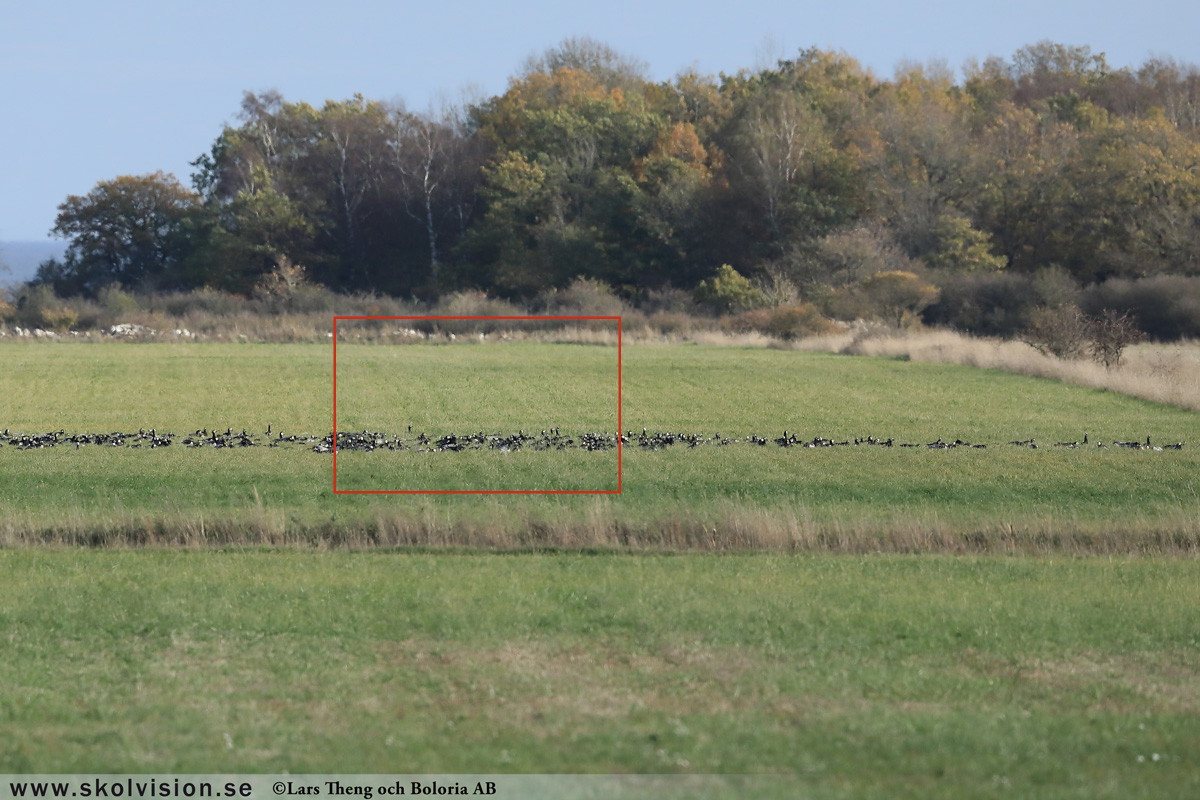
0,551,1196,796
1,341,1199,548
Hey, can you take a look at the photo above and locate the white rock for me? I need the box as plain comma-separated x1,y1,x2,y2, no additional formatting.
109,322,156,336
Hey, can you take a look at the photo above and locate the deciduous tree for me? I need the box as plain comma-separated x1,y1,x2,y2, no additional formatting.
46,172,199,294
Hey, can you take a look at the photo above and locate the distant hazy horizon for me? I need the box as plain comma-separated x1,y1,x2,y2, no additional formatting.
0,240,67,286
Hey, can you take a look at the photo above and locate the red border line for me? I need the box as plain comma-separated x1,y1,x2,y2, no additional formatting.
332,315,622,495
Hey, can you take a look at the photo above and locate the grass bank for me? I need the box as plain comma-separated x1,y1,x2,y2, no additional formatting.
1,550,1196,798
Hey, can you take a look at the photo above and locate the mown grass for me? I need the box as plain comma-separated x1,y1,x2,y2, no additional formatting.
1,550,1197,798
1,340,1199,548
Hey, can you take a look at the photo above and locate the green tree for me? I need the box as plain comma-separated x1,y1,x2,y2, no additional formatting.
192,91,455,295
183,174,315,293
923,213,1006,273
463,60,705,295
694,264,765,312
1009,41,1112,105
859,67,976,261
705,51,867,265
971,102,1083,273
389,101,487,286
519,36,650,95
43,172,200,294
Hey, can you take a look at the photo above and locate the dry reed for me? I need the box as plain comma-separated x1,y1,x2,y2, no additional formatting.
789,327,1200,412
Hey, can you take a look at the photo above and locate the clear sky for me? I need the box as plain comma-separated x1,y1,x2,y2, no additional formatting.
2,0,1197,242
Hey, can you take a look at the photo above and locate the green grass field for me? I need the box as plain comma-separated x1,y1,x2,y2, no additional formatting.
1,550,1197,797
1,340,1198,546
1,339,1198,793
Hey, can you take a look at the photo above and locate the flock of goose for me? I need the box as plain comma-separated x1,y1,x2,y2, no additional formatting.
619,429,1184,451
0,426,316,451
0,426,1185,453
316,427,617,453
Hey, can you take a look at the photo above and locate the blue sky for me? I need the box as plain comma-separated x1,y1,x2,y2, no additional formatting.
3,0,1198,243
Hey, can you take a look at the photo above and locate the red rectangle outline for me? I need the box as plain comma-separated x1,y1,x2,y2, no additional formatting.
332,316,622,494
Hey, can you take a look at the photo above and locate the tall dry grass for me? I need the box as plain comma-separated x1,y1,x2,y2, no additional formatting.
789,327,1200,412
3,505,1199,554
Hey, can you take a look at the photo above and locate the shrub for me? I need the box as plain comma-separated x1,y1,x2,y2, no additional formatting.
428,291,525,335
755,269,802,308
277,283,338,314
923,272,1046,337
857,271,939,328
13,285,79,331
1080,276,1200,341
806,223,915,287
640,286,699,315
765,305,836,339
646,311,697,336
721,304,834,340
1022,305,1091,360
1088,309,1143,369
695,265,765,313
252,255,328,314
1021,305,1144,368
820,285,871,322
537,276,626,316
720,308,772,335
434,291,523,318
98,284,140,317
66,297,105,330
160,288,247,317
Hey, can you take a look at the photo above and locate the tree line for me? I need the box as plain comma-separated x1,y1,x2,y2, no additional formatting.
36,38,1200,320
